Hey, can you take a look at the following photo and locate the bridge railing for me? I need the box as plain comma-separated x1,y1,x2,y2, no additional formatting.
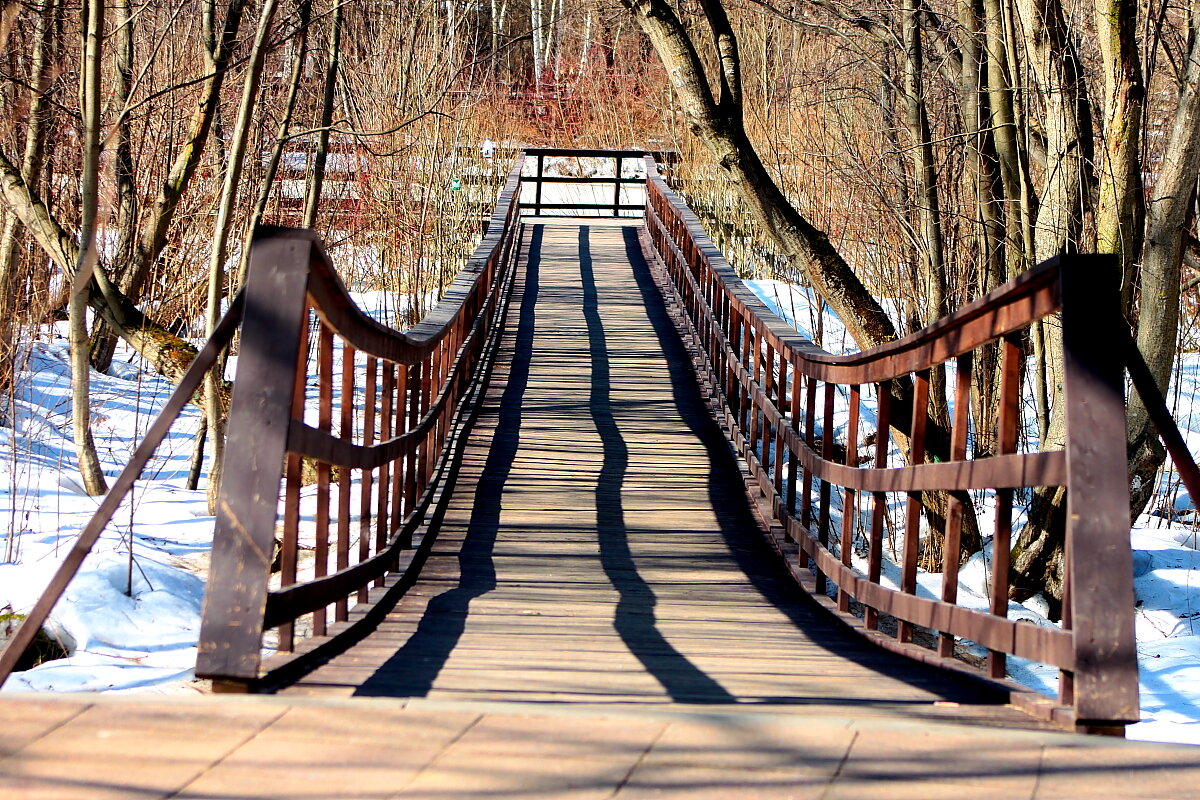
519,147,674,217
192,158,525,690
642,157,1146,733
0,155,524,691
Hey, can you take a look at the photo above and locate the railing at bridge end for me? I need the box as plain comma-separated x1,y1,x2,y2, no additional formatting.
638,155,1154,734
518,148,676,218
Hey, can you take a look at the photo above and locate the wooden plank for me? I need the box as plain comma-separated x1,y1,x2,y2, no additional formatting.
279,221,1039,731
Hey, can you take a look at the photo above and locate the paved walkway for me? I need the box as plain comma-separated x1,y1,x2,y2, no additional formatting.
4,693,1200,798
2,220,1199,797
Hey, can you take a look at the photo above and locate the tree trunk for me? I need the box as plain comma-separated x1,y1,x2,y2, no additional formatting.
0,0,56,396
1093,0,1145,313
204,0,279,513
623,0,985,563
302,0,342,229
89,0,136,374
235,0,313,291
1010,0,1101,608
70,0,107,496
1127,7,1200,520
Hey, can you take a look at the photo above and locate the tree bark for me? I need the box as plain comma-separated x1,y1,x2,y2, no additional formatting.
302,0,342,229
1093,0,1145,313
1009,0,1101,608
203,0,279,513
1127,5,1200,520
0,0,56,395
88,0,137,373
70,0,107,496
624,0,984,564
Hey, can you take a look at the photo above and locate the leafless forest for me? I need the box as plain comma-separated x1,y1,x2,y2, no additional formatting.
1,0,1198,601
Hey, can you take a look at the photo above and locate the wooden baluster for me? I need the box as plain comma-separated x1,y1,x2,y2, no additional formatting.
405,362,420,513
335,341,354,622
392,356,408,551
376,363,394,586
763,341,775,472
728,307,742,418
279,311,311,652
612,156,622,217
419,354,433,491
800,377,817,531
816,381,835,595
786,357,802,522
358,356,377,604
749,328,762,462
898,369,930,643
866,383,890,631
839,384,860,612
774,349,787,497
939,353,972,657
534,153,544,215
312,324,334,637
740,319,753,439
989,335,1021,677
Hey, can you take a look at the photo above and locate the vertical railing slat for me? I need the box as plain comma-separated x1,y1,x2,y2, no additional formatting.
938,352,972,657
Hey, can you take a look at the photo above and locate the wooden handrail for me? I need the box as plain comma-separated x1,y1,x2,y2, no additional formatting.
519,147,674,217
641,156,1139,733
193,156,526,690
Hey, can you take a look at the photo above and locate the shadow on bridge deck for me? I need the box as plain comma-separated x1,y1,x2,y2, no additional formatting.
5,218,1200,798
281,218,1024,726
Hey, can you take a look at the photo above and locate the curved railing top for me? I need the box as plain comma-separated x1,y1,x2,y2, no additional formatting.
305,161,524,361
0,153,528,691
641,153,1148,733
642,156,1062,382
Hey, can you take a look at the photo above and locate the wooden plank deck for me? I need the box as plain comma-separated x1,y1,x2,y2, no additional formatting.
4,219,1200,798
279,219,1044,726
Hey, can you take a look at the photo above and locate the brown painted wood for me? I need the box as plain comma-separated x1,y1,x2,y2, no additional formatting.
1060,255,1139,726
282,221,1036,733
642,165,1138,729
194,229,314,680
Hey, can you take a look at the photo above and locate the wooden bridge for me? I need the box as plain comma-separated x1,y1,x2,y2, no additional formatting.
3,149,1200,796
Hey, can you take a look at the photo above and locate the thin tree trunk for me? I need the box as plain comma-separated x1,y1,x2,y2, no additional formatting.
959,0,1004,458
303,0,342,229
89,0,136,374
70,0,107,496
1094,0,1145,313
0,0,56,395
1010,0,1097,608
1127,3,1200,519
235,0,313,291
204,0,279,513
0,0,247,406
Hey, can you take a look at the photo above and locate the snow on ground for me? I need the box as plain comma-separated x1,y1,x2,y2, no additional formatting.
2,270,1199,744
747,277,1200,745
0,290,405,694
0,331,213,694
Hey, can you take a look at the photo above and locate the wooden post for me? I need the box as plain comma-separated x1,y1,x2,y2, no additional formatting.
1060,254,1139,731
196,228,313,687
534,153,545,216
613,156,622,217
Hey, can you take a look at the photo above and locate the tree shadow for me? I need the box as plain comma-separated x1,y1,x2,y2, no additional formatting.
579,226,737,703
619,225,1006,705
352,225,543,697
